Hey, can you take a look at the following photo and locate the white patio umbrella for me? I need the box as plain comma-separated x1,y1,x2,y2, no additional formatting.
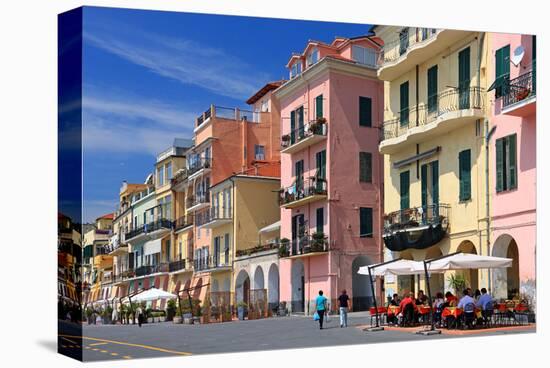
357,259,424,276
128,287,178,303
423,253,513,273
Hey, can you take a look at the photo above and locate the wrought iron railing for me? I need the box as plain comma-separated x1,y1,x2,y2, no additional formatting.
134,263,169,277
279,233,329,257
174,215,194,231
187,157,212,177
502,63,536,108
187,193,210,209
196,105,265,128
381,87,485,141
279,177,327,206
193,251,231,271
378,28,439,65
169,259,187,272
235,241,279,257
199,206,232,226
125,218,173,240
171,168,189,187
281,119,327,149
383,203,450,234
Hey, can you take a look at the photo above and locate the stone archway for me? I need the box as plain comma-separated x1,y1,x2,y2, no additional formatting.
492,234,520,299
291,260,305,313
457,241,479,290
351,255,374,311
253,266,265,290
267,263,280,312
235,269,250,305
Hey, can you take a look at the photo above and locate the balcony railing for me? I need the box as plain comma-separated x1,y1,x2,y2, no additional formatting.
279,177,327,206
281,119,327,150
381,87,485,141
134,263,169,277
169,259,187,273
279,234,329,258
125,218,173,241
383,203,450,234
187,157,212,177
174,215,194,231
195,105,266,129
503,63,536,108
187,193,210,209
198,206,232,226
194,250,231,271
235,241,279,257
171,168,189,187
378,28,439,66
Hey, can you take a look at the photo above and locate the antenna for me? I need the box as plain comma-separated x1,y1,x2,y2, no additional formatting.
511,45,525,66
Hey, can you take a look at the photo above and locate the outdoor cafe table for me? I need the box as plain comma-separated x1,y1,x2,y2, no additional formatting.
442,307,482,320
387,305,400,317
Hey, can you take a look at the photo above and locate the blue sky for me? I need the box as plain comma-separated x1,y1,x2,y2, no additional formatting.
81,6,371,222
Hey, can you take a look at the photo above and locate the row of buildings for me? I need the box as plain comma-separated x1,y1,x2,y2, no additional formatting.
74,26,536,316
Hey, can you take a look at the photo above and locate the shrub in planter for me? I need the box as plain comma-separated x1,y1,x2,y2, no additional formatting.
166,299,177,321
279,238,290,257
236,301,248,320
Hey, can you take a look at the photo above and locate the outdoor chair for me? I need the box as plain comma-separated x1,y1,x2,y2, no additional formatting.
481,302,494,328
434,304,444,327
369,306,387,327
462,302,476,329
514,303,529,326
400,303,416,327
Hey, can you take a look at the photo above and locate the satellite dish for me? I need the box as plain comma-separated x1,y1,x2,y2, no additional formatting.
511,45,525,66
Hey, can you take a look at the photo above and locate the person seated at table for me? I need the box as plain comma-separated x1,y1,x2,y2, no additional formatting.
398,292,417,325
458,289,476,309
389,293,400,306
466,287,472,296
444,291,457,307
475,288,494,323
433,292,445,326
474,289,481,302
415,290,428,305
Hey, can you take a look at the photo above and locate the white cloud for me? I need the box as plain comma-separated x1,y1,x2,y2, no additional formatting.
84,28,270,100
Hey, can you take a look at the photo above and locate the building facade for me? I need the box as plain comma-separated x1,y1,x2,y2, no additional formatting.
275,35,385,314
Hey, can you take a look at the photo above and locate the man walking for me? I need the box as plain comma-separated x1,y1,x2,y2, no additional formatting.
338,290,350,328
314,290,328,330
136,305,143,328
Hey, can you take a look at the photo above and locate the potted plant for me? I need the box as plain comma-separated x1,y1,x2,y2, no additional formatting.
311,232,326,252
281,134,290,142
166,299,177,321
446,273,467,298
236,301,248,321
102,306,113,325
85,307,94,325
279,238,290,257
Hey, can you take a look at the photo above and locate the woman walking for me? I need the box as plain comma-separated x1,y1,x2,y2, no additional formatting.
314,290,328,330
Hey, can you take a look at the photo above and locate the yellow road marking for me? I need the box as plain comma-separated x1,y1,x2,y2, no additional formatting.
61,345,67,348
84,346,91,349
122,356,132,359
89,342,109,346
59,334,191,356
61,337,77,344
100,350,108,353
92,348,99,351
110,352,119,356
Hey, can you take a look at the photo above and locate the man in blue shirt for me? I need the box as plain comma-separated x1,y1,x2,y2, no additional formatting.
314,290,328,329
476,288,493,310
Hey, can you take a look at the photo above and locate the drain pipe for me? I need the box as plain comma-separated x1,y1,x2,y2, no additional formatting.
485,121,496,293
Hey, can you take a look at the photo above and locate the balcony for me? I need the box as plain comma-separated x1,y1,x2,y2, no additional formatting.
124,218,173,243
235,241,279,258
382,203,450,252
280,177,327,209
169,259,191,273
198,206,233,229
279,233,329,259
171,168,189,191
501,63,536,117
187,157,212,181
107,234,128,255
174,215,194,233
186,194,210,213
134,263,169,277
380,87,485,154
193,250,231,273
195,105,267,133
378,28,471,81
281,119,327,154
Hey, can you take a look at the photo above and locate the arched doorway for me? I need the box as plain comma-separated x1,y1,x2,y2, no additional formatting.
291,260,305,313
492,234,520,299
253,266,265,290
352,255,373,311
426,246,444,296
235,270,250,305
267,264,280,312
457,241,479,290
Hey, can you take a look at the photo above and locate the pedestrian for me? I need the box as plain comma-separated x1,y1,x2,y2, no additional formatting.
314,290,328,330
136,305,143,327
338,289,350,328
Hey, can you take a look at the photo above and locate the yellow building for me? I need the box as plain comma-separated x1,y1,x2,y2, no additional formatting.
373,26,490,298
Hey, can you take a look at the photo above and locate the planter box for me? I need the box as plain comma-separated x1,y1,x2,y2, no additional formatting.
147,317,153,323
173,316,183,324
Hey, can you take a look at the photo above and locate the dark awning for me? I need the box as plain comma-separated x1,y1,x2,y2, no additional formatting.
487,74,510,92
393,147,441,169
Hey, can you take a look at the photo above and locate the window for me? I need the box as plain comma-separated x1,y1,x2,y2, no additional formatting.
495,45,510,98
307,47,319,66
459,149,472,201
359,96,372,127
316,207,324,234
290,61,302,78
359,152,372,183
157,166,164,186
316,150,326,180
315,94,323,118
352,45,376,66
400,82,409,126
295,160,304,192
261,99,269,112
400,171,410,210
421,160,439,208
290,106,305,143
458,47,471,109
359,207,373,238
254,145,265,160
496,134,517,192
427,65,438,114
166,162,172,181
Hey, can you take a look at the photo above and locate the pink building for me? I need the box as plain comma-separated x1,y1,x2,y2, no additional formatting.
488,33,536,304
273,35,384,314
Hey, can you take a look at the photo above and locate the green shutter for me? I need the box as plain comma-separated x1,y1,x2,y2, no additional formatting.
496,138,504,192
359,96,372,127
316,150,326,180
459,150,471,201
508,134,517,189
316,207,324,234
360,207,373,238
421,164,428,208
359,152,372,183
290,110,296,144
495,45,510,97
400,171,410,210
432,161,439,204
459,47,471,109
400,82,409,126
428,65,438,113
316,95,323,118
298,106,304,138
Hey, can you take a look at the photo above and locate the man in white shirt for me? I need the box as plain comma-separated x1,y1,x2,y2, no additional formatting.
476,288,493,310
457,289,476,309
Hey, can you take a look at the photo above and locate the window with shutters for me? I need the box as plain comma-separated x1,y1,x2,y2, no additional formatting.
359,207,373,238
496,134,517,192
427,65,438,114
400,171,410,210
316,207,324,234
316,150,326,180
459,149,472,201
495,45,510,98
290,106,305,144
315,95,323,118
359,152,372,183
400,82,409,126
359,96,372,127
